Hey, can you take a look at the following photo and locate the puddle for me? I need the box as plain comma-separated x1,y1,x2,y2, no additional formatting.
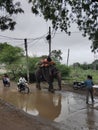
0,84,85,121
0,84,98,129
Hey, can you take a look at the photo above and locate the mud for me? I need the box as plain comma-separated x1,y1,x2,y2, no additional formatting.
0,98,63,130
0,80,98,130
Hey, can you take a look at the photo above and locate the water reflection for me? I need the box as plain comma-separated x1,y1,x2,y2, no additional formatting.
33,92,61,120
86,105,95,130
0,86,61,121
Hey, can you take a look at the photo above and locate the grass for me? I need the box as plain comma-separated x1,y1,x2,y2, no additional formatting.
63,67,98,85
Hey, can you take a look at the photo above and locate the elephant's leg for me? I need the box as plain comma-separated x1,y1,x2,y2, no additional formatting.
48,85,54,93
50,65,61,90
36,82,41,90
48,83,53,91
48,78,54,93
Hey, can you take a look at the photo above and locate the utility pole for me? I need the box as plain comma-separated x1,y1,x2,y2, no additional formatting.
46,26,51,56
49,26,51,56
67,49,70,66
24,38,29,83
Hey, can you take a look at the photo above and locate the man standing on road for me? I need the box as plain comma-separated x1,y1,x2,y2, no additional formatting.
84,75,94,104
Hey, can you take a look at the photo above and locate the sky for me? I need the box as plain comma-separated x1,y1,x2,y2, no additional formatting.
0,0,96,65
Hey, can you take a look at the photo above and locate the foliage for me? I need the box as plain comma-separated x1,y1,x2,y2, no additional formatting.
0,43,24,80
51,49,62,63
1,0,98,51
14,56,41,82
1,0,98,52
72,62,81,68
70,67,86,82
70,66,98,84
0,0,24,30
72,60,98,70
91,31,98,52
28,56,40,72
56,63,70,78
29,0,98,52
6,63,24,80
0,43,24,65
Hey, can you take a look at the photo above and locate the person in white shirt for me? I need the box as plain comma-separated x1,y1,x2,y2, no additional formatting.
18,77,27,84
17,76,28,88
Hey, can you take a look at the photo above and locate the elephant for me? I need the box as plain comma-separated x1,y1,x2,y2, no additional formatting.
35,65,62,92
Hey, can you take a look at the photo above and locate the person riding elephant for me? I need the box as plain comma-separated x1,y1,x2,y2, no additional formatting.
35,56,61,92
38,56,55,68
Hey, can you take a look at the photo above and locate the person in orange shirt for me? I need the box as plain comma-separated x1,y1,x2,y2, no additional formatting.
39,56,55,67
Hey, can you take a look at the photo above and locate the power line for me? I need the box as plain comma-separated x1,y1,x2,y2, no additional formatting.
0,34,24,40
55,31,81,35
0,33,48,41
0,31,89,43
28,38,44,49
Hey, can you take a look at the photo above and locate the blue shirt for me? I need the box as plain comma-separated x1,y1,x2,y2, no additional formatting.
84,79,94,88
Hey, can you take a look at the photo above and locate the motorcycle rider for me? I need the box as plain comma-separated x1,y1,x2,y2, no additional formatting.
17,75,28,91
2,74,10,87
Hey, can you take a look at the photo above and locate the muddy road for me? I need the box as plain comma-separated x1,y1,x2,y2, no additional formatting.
0,80,98,130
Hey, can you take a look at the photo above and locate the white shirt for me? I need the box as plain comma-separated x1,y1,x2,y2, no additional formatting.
18,77,27,84
6,77,10,83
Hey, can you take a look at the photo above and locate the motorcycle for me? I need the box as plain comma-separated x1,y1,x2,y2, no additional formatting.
73,81,86,90
17,83,30,93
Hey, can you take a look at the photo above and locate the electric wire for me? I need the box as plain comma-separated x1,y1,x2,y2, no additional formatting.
0,33,48,48
0,31,97,49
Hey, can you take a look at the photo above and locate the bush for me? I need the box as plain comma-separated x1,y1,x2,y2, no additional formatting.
56,64,70,79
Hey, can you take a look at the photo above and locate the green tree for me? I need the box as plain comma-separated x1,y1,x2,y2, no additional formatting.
0,43,24,64
51,50,62,63
1,1,98,52
28,56,40,72
29,0,98,51
0,43,24,79
72,62,81,68
0,0,23,30
91,31,98,52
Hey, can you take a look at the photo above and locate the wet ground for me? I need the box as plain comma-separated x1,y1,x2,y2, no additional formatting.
0,81,98,130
